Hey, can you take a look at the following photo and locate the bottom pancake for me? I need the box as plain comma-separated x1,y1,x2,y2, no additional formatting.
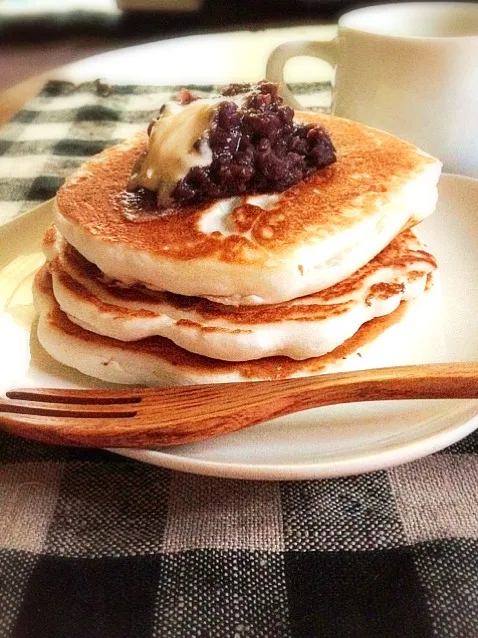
33,266,433,385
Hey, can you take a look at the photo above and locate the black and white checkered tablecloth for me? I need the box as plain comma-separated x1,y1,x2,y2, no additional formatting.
0,81,477,638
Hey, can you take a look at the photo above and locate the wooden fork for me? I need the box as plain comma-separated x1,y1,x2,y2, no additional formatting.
1,363,478,449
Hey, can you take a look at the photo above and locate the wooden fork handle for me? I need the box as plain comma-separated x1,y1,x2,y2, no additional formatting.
151,361,478,447
1,363,478,449
275,362,478,412
146,362,478,448
177,362,478,442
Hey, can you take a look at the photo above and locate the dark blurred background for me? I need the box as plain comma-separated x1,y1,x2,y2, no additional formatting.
0,0,374,91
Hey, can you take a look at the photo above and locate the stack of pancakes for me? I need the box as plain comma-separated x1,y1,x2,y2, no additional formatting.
34,112,441,385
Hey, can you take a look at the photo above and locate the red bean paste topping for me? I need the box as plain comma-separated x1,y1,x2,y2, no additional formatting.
143,81,336,208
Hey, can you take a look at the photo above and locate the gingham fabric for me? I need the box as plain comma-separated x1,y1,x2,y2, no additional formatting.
0,81,477,638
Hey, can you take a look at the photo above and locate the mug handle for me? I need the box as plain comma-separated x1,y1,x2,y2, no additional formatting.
266,40,337,109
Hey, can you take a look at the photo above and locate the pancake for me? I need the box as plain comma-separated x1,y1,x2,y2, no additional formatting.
45,225,436,361
34,266,431,385
55,112,442,306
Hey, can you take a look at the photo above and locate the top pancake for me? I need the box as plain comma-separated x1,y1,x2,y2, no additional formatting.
55,112,441,305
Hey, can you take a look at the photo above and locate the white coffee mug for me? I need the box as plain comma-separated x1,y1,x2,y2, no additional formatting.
266,2,478,176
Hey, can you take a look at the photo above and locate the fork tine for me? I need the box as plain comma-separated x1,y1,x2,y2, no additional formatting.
6,388,142,405
0,397,137,419
0,413,141,447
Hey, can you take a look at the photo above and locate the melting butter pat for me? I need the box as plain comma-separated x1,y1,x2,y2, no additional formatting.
129,100,218,204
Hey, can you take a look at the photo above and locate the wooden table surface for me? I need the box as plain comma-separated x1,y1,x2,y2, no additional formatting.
0,75,48,126
0,37,150,126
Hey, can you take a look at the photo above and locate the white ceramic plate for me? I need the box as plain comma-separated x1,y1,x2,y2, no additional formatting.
52,26,337,87
1,174,478,479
